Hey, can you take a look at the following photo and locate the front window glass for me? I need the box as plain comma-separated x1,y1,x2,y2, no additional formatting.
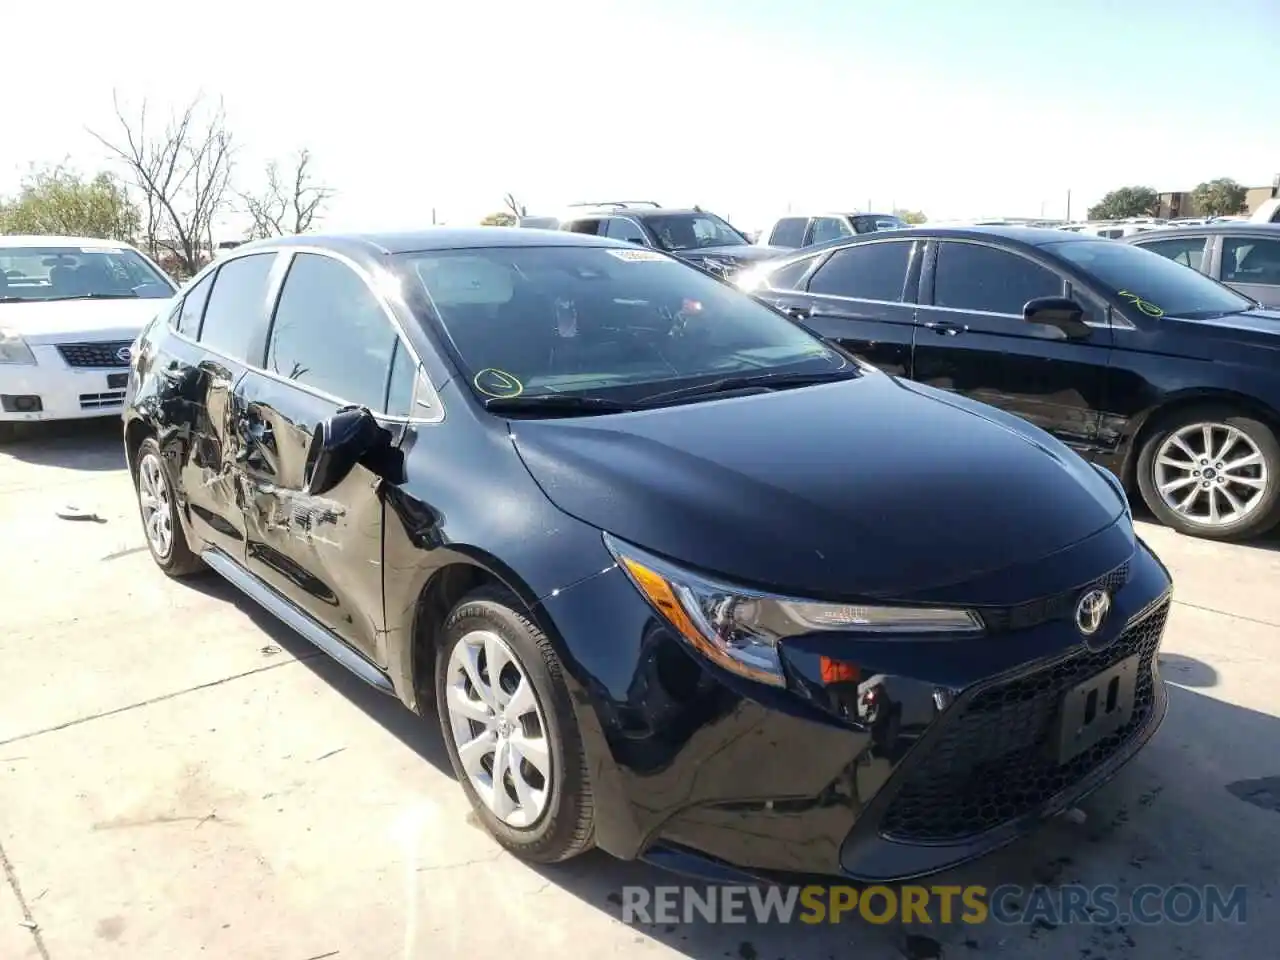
0,245,174,302
397,246,851,405
1047,239,1254,319
644,213,747,251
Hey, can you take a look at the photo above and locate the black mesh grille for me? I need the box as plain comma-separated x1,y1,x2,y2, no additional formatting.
880,597,1168,843
57,341,132,368
978,561,1131,633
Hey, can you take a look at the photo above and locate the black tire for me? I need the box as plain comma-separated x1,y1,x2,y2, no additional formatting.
435,585,595,863
1135,404,1280,542
132,437,204,576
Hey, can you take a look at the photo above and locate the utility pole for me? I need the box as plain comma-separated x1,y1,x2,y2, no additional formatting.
1065,189,1072,222
432,208,437,225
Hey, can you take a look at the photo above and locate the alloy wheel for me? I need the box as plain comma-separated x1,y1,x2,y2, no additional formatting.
444,629,552,828
137,452,174,559
1153,422,1268,527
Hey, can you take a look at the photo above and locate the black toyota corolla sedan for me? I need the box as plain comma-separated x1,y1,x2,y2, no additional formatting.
123,228,1172,882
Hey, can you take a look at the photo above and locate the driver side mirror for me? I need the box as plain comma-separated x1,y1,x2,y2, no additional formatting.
1023,297,1091,339
304,406,384,496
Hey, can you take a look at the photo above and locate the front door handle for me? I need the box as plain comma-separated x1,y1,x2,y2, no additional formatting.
923,320,968,336
779,303,813,320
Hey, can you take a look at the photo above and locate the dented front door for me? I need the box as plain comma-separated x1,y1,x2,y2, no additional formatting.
232,370,389,666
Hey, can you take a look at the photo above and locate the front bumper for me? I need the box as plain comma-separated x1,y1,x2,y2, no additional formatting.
0,344,132,422
538,535,1173,882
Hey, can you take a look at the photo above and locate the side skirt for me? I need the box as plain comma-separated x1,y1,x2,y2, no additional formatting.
201,547,395,695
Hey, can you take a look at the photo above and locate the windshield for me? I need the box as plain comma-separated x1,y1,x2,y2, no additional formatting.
398,245,851,406
1046,239,1254,319
644,213,748,251
0,245,174,302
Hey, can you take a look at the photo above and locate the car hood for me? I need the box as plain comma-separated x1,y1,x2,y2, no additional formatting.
676,245,787,263
1166,307,1280,334
0,297,171,344
509,374,1127,600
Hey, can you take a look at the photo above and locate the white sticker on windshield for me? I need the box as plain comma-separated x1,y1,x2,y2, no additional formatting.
79,246,117,253
606,248,668,263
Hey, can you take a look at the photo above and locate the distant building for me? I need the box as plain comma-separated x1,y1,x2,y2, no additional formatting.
1157,178,1280,219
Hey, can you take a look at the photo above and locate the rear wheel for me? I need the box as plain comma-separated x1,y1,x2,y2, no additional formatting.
133,437,204,576
436,586,594,863
1135,406,1280,541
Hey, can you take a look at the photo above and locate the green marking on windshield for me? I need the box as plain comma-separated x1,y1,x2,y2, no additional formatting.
1117,290,1165,318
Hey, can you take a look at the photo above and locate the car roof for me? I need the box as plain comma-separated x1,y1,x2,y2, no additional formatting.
777,224,1091,255
239,227,637,256
1119,223,1280,240
563,208,704,220
0,235,137,250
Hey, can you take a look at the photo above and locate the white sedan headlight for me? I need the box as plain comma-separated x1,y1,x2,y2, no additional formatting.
0,328,36,365
605,534,984,687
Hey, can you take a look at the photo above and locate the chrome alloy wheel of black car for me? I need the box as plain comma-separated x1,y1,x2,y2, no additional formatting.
123,227,1173,881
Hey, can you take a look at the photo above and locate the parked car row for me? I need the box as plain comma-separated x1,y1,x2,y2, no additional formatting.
117,225,1174,886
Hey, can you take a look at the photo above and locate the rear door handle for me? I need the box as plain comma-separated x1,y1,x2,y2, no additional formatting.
923,320,967,336
778,302,813,320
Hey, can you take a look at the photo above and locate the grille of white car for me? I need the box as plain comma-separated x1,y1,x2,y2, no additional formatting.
57,341,133,368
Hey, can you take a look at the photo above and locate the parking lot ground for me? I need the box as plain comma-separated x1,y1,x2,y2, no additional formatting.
2,419,1278,959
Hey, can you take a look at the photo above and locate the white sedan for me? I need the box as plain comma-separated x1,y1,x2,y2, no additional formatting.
1,236,178,442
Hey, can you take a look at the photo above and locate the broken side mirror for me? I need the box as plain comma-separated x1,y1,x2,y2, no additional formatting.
304,405,383,496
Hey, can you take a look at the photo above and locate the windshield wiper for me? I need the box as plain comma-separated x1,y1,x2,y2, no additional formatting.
638,369,857,406
483,395,637,416
45,292,140,301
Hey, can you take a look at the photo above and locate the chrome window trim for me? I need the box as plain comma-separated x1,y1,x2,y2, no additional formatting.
166,244,445,425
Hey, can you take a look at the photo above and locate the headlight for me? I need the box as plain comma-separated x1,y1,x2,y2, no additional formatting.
605,534,984,688
0,328,36,365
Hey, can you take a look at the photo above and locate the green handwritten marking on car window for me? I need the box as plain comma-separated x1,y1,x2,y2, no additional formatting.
473,368,524,399
1117,290,1165,318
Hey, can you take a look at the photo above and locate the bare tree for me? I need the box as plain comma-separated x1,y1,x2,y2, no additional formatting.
240,149,334,240
89,92,234,277
503,192,527,218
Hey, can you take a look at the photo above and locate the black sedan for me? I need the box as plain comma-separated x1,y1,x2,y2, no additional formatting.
739,225,1280,542
123,228,1172,882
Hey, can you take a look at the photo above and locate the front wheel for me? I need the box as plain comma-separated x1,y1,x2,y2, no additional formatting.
436,586,595,863
1135,406,1280,541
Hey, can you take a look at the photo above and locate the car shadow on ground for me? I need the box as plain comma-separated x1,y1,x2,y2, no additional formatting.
174,574,1280,957
0,418,125,472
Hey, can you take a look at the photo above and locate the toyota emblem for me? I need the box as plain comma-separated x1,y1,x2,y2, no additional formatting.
1074,589,1111,638
116,346,133,363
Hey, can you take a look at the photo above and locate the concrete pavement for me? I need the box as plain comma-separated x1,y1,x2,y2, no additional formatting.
1,419,1277,959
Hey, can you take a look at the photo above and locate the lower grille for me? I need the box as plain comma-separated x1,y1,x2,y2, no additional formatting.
57,341,133,368
79,391,125,409
880,598,1169,843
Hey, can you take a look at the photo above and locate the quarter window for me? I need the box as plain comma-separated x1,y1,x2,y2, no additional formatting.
266,253,400,411
763,256,819,291
198,253,278,360
1136,237,1208,272
175,271,215,337
809,217,853,245
768,217,808,248
933,243,1062,315
385,338,420,417
603,217,649,245
807,241,913,302
1223,236,1280,286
